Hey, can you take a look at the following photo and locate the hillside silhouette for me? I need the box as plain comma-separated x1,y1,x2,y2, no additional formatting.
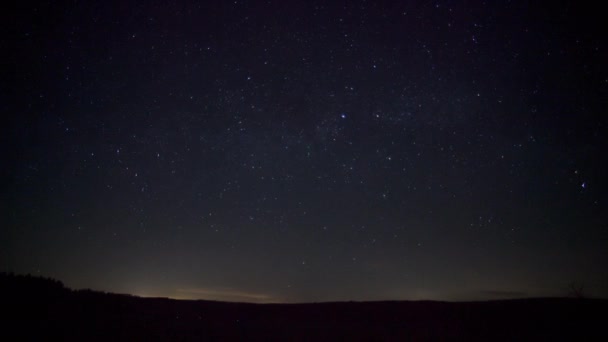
1,272,606,341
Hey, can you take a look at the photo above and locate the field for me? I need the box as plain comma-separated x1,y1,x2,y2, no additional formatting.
2,273,606,341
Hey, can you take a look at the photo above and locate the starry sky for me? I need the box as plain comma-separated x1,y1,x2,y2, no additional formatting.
3,1,607,303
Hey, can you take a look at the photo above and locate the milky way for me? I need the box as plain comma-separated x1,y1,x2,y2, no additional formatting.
3,0,606,302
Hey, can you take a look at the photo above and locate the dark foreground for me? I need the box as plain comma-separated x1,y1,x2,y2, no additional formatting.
1,273,606,341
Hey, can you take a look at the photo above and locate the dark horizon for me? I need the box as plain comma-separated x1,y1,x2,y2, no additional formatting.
0,271,599,304
3,0,607,304
3,272,607,341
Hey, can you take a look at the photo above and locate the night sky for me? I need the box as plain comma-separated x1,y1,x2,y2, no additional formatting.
3,1,607,303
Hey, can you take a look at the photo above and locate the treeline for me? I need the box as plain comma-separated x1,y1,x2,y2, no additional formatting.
0,272,137,299
0,272,67,297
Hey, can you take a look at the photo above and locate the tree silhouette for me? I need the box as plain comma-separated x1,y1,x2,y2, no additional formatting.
567,282,585,299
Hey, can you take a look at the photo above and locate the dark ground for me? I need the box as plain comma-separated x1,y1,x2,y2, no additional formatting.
1,273,606,341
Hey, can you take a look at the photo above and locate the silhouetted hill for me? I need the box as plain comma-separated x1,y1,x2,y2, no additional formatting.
1,272,606,341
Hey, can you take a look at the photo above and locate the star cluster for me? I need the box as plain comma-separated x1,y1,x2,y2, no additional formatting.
3,1,607,302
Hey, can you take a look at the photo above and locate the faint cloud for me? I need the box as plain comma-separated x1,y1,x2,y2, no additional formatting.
480,290,528,298
175,287,278,303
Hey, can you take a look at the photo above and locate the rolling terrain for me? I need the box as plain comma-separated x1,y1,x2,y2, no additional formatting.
1,273,606,341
